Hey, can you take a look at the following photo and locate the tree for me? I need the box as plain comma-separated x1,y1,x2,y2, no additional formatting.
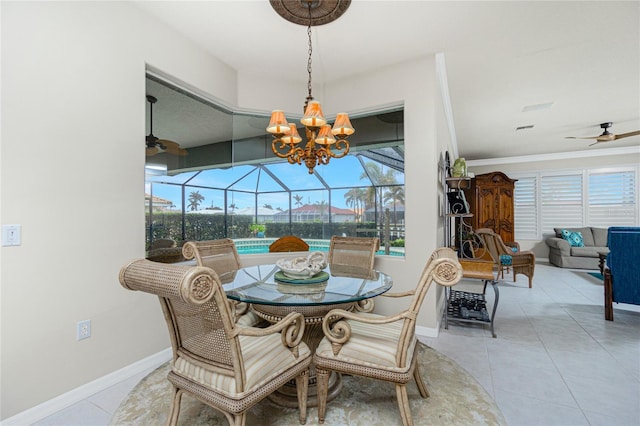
360,162,398,223
263,204,273,209
228,203,237,213
314,200,328,221
383,185,405,225
188,191,205,211
293,194,304,208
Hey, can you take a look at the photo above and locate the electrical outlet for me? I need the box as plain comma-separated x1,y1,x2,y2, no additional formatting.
77,320,91,341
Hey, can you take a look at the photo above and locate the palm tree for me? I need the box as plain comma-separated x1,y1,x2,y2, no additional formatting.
383,185,405,225
314,200,328,221
228,203,237,214
344,188,360,221
293,194,304,208
188,191,205,211
360,162,398,223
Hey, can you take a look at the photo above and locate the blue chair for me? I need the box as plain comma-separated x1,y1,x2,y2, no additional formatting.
604,227,640,320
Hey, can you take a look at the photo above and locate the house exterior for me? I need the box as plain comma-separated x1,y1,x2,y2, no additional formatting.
273,204,356,223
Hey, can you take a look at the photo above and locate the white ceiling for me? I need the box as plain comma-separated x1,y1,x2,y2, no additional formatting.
139,0,640,161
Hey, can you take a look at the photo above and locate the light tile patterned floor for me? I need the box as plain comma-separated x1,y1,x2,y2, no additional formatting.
33,263,640,426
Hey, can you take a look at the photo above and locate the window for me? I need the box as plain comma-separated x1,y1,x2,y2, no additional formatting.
540,173,583,232
511,166,638,239
513,177,537,239
588,170,636,227
144,75,405,255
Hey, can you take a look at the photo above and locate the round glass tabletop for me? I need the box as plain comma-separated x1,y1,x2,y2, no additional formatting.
221,264,392,306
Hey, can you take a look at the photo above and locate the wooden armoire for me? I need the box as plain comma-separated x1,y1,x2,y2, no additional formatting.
463,171,517,243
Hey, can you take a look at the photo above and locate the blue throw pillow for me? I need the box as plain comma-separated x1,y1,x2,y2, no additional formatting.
561,229,584,247
499,254,512,266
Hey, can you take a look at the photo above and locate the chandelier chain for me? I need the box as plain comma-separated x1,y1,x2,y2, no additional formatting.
306,1,313,105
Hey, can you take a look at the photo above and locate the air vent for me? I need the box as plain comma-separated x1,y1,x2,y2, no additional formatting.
522,102,554,112
515,125,535,131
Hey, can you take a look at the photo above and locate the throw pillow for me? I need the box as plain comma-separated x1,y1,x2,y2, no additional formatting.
561,229,584,247
499,254,513,266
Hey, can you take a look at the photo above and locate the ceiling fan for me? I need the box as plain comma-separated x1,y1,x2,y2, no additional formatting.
565,122,640,146
145,95,188,156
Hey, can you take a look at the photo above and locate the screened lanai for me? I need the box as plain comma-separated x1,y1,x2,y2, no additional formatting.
144,75,405,256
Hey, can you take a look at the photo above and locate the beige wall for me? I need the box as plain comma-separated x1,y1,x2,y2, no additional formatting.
1,2,447,419
1,1,237,419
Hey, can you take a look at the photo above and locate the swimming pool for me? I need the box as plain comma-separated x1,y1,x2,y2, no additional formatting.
233,238,404,257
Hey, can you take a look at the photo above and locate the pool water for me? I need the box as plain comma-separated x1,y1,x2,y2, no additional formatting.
233,238,404,257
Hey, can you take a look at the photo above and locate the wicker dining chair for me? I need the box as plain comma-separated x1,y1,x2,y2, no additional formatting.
314,247,463,426
119,259,311,426
182,239,262,326
269,235,310,252
327,236,380,270
475,228,535,288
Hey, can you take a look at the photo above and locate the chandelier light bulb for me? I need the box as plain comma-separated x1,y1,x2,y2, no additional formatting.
282,123,302,144
266,110,291,135
301,101,327,128
331,113,355,136
315,124,336,145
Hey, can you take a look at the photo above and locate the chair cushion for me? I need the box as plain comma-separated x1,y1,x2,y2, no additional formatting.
173,333,310,399
236,310,263,327
499,254,513,266
315,313,416,372
561,229,585,247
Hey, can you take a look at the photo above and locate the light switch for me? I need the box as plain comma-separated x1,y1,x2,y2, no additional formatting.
2,224,21,246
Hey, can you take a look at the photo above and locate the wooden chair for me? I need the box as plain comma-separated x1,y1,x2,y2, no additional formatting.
327,236,380,271
182,238,261,326
314,247,463,426
269,235,309,252
475,228,535,288
119,259,311,426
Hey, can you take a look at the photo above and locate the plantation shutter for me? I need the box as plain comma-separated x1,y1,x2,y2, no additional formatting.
588,170,636,227
514,177,537,239
540,174,583,233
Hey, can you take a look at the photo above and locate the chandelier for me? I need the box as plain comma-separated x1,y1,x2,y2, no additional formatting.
267,0,354,174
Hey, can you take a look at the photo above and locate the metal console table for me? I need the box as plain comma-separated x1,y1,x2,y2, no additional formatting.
443,259,499,338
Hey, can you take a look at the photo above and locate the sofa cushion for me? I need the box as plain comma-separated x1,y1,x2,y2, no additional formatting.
570,247,601,258
561,229,585,247
592,227,609,247
555,227,595,246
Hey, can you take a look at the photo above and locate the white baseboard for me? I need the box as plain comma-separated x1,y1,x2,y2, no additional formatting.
416,324,439,338
1,348,172,426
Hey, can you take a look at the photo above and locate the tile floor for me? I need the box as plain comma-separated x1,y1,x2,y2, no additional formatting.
32,262,640,426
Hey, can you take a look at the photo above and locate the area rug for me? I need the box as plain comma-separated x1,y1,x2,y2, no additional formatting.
587,272,604,280
110,343,505,425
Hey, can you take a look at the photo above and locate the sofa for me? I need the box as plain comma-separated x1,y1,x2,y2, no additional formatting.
545,227,609,269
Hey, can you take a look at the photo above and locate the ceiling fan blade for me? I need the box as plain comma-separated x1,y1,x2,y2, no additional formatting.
588,140,604,147
614,130,640,140
146,146,160,156
158,139,188,156
565,136,600,140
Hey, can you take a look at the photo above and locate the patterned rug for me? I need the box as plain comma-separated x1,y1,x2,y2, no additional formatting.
111,343,505,425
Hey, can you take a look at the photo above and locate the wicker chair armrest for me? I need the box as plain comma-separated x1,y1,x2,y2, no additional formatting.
321,308,409,352
119,259,218,305
234,312,305,354
381,290,415,298
504,241,520,252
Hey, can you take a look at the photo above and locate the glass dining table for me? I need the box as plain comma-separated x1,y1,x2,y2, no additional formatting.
219,263,393,408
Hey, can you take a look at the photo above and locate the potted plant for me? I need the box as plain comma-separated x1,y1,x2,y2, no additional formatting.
250,223,266,238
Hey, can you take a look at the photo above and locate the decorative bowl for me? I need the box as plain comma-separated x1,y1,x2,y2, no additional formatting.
276,251,327,279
